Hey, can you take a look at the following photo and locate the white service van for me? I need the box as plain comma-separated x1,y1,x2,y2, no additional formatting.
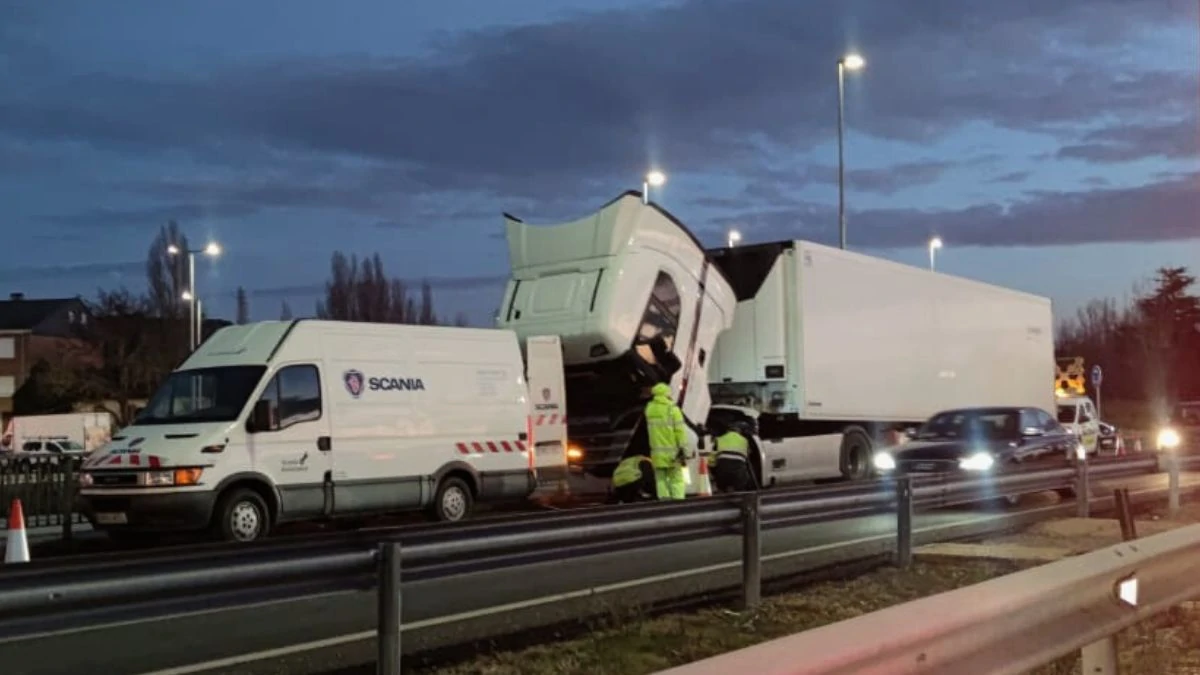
77,320,567,542
1055,394,1101,456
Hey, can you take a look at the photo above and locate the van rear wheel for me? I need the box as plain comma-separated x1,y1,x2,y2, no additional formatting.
213,488,270,542
429,476,473,523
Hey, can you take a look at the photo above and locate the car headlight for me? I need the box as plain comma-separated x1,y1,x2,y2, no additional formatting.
1157,428,1181,450
958,452,995,471
873,452,896,471
1075,443,1087,460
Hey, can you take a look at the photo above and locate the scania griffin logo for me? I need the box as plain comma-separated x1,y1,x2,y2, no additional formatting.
343,369,365,398
542,387,551,401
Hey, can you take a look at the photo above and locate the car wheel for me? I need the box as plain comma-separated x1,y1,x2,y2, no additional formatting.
429,476,473,523
212,488,271,543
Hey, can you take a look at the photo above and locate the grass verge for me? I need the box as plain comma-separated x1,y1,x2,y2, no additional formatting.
413,558,1032,675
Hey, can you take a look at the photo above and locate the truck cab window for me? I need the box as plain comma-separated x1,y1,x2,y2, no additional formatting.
635,272,682,362
256,365,322,431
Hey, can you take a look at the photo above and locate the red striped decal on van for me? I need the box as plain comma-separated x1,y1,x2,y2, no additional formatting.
455,440,529,455
534,414,566,426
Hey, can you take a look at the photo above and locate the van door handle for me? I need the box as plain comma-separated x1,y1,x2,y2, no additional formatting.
518,432,528,441
317,436,332,451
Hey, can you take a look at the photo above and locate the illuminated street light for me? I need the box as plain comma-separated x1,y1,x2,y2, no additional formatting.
928,236,943,271
836,52,866,250
167,238,223,351
727,229,742,248
643,170,667,204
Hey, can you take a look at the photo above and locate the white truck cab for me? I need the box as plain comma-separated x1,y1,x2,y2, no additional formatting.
77,320,566,543
1055,394,1100,456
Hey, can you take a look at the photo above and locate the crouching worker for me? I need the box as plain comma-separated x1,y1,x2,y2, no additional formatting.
711,421,754,493
611,452,657,503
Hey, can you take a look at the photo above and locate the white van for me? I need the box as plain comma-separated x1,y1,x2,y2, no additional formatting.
77,320,566,542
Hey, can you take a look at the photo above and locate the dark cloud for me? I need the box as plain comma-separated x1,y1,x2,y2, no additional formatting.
1056,117,1199,163
247,274,507,299
708,173,1200,248
1,0,1191,197
38,203,258,229
0,260,142,285
987,171,1032,184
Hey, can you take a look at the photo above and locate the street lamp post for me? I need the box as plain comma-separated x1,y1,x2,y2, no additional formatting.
727,229,742,248
928,236,943,271
169,241,221,351
837,53,865,250
643,170,666,204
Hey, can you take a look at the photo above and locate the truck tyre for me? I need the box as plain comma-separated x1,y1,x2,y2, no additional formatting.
429,476,473,523
212,488,271,543
840,428,873,481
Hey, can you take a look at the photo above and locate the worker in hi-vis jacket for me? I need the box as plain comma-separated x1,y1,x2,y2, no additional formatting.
709,420,754,493
645,382,689,500
610,451,656,503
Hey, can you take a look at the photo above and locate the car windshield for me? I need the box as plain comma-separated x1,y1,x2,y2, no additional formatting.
917,410,1020,441
1056,406,1077,424
136,366,266,425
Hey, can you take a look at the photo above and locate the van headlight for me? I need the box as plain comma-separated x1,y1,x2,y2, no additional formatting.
958,452,995,471
1157,428,1181,450
873,452,896,471
138,468,204,487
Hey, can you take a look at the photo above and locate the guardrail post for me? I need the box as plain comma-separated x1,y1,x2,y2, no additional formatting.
60,457,74,542
740,492,761,611
896,476,913,569
1081,636,1119,674
1114,489,1136,541
377,541,402,675
1167,452,1181,516
1076,456,1090,519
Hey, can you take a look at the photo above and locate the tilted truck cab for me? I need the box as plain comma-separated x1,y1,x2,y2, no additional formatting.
497,191,737,484
77,320,567,542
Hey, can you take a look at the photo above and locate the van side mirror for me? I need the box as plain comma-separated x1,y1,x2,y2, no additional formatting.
247,400,273,433
903,427,918,440
1022,427,1044,438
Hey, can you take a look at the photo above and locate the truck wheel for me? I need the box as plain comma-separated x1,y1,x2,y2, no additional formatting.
840,429,873,481
212,488,271,542
429,476,473,523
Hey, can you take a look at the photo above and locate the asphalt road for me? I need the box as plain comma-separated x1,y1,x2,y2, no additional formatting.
2,471,1198,675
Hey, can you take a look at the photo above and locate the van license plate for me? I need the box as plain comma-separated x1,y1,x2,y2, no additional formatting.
914,463,937,472
95,512,128,525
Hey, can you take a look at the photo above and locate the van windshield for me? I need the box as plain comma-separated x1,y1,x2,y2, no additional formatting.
136,366,266,425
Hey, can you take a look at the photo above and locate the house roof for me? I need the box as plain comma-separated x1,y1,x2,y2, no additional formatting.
0,297,82,331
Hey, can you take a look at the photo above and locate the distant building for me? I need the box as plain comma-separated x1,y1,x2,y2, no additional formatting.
0,292,92,419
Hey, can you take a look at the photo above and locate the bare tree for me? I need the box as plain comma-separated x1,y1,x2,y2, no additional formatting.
419,280,437,325
280,300,294,320
146,221,189,318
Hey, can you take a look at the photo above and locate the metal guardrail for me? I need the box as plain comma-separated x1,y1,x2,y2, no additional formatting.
655,521,1200,675
0,453,1180,673
0,454,84,532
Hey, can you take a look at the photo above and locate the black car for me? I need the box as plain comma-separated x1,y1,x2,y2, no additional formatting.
873,406,1079,476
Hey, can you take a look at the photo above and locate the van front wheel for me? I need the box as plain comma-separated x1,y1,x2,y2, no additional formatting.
429,477,473,523
213,488,270,542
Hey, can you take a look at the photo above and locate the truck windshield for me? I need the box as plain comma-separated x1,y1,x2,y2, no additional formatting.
136,366,266,425
1056,406,1077,424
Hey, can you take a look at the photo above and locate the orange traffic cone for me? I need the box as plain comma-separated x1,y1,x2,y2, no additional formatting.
697,456,713,497
5,498,30,563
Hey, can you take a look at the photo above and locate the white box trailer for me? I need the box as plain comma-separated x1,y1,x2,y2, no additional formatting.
706,240,1056,483
498,193,1056,491
10,412,113,453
